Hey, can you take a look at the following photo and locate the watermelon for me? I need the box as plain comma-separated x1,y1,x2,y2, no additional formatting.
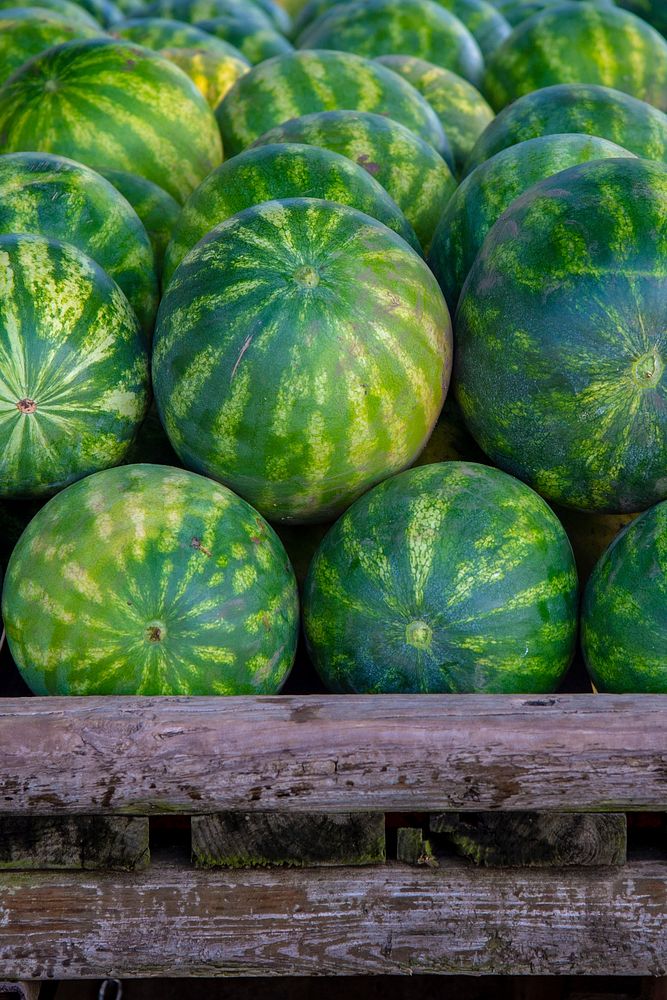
216,49,446,157
0,152,159,338
0,0,100,28
0,233,150,498
98,168,180,274
193,17,293,62
153,198,451,524
429,133,636,311
484,2,667,112
296,0,485,85
160,45,248,105
581,501,667,692
252,111,456,251
251,0,292,33
162,142,421,285
464,84,667,173
112,14,249,53
376,56,494,175
0,8,99,85
455,156,667,514
617,0,666,37
143,0,274,23
554,505,639,583
0,38,223,204
303,462,578,693
1,464,299,695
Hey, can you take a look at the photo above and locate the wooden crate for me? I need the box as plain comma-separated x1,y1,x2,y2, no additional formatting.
0,693,665,981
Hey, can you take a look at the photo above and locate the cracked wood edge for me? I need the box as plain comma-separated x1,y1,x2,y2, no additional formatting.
0,694,666,814
0,859,664,978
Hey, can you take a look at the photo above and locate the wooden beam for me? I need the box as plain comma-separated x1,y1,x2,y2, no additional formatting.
0,694,665,815
191,812,385,867
0,817,149,870
0,859,664,978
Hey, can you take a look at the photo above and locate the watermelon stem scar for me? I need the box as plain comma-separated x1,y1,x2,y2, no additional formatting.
16,398,36,414
405,619,432,651
146,622,166,642
293,264,320,288
633,347,664,388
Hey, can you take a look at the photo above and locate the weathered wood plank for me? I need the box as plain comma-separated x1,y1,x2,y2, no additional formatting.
430,812,627,866
0,859,664,978
0,695,665,815
192,812,385,867
396,828,424,865
0,816,149,870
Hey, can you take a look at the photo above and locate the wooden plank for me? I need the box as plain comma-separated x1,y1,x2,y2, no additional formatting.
191,812,385,867
430,812,627,866
0,859,664,978
0,816,149,870
0,694,665,815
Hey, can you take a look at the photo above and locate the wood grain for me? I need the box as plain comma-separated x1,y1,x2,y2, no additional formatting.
0,816,149,870
429,812,627,866
0,694,665,815
0,859,664,978
191,812,385,867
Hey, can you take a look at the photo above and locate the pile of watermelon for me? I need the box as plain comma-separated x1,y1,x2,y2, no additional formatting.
0,0,665,696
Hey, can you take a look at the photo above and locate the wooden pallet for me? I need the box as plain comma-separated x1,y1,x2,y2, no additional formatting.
0,693,665,981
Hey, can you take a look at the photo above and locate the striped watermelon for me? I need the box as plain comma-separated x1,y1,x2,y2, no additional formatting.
375,56,494,175
303,462,578,693
160,45,248,105
0,38,223,204
1,464,299,695
0,0,101,28
0,152,159,338
464,84,667,173
455,157,667,513
0,233,150,498
193,17,293,62
216,50,446,157
154,198,451,524
494,0,615,26
112,14,249,53
0,8,99,84
74,0,123,24
484,2,667,112
429,133,636,311
252,111,456,251
617,0,666,37
296,0,484,85
143,0,274,23
582,500,667,692
162,142,420,284
294,0,510,55
98,168,180,274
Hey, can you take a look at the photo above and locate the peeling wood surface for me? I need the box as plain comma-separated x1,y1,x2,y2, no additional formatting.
0,694,666,815
192,812,385,867
430,812,627,867
0,816,149,870
0,858,665,978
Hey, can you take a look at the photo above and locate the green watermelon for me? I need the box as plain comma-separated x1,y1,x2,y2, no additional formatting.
154,198,451,524
455,157,667,514
1,464,299,695
143,0,274,22
429,133,636,311
252,111,456,251
98,168,180,275
0,38,223,204
0,0,100,28
0,152,158,338
376,56,494,175
484,2,667,112
581,501,667,692
112,14,249,53
251,0,292,33
297,0,484,85
216,49,446,157
0,8,99,84
73,0,127,22
303,462,578,693
617,0,666,37
464,83,667,173
159,44,249,105
162,142,421,285
0,233,149,498
193,16,293,62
